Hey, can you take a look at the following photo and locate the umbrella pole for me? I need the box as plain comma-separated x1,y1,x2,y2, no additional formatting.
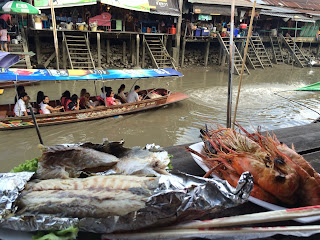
28,103,44,145
226,0,236,128
50,0,59,69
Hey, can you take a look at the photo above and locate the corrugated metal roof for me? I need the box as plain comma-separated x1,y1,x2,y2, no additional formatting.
253,0,320,11
188,0,265,9
260,11,316,22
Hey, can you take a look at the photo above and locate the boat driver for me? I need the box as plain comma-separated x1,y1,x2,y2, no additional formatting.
127,85,142,103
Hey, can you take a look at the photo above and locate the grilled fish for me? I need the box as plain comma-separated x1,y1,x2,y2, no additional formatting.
37,145,119,179
18,175,159,218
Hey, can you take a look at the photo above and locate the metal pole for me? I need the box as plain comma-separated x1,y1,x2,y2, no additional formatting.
227,0,236,128
28,103,43,144
50,0,59,69
232,0,256,129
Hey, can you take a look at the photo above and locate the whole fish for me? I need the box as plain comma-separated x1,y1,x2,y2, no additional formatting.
18,175,159,218
37,145,119,179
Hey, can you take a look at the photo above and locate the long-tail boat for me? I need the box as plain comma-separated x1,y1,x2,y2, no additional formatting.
0,68,188,130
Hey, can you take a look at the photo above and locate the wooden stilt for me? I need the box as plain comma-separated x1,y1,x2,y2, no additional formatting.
221,49,226,67
317,43,320,57
35,33,41,65
136,34,140,67
181,37,186,67
62,37,67,69
21,29,32,69
204,40,210,67
218,45,222,65
106,39,111,64
50,0,59,69
97,33,101,69
131,37,135,64
142,35,145,68
123,40,127,64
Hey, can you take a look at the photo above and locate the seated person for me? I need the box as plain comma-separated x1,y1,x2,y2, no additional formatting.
40,96,64,114
66,94,80,111
60,90,71,109
127,85,142,103
14,92,29,117
14,85,25,103
81,92,97,109
117,84,127,103
36,91,45,113
106,90,121,106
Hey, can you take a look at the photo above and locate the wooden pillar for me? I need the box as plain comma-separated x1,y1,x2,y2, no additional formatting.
221,49,227,67
35,33,41,65
106,39,111,64
181,37,186,67
122,40,127,64
97,33,101,69
175,0,183,64
164,35,168,48
136,34,140,67
131,37,135,64
167,36,173,55
316,43,320,57
218,45,222,65
142,35,146,68
204,40,210,67
62,37,67,69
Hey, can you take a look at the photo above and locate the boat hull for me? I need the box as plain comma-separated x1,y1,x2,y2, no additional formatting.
0,92,189,130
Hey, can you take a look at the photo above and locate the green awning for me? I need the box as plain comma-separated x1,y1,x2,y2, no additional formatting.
295,81,320,91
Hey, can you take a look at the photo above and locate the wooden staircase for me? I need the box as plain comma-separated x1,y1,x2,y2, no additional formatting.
270,36,284,64
247,39,264,69
144,35,176,70
217,33,250,75
250,36,273,67
9,29,31,69
63,32,95,69
280,34,309,68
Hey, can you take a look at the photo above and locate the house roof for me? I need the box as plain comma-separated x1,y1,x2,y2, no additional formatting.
253,0,320,11
188,0,265,9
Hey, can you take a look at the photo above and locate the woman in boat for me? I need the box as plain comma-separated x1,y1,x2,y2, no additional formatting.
81,92,96,109
60,90,71,110
36,91,45,113
80,88,87,98
106,89,121,106
66,94,80,111
117,84,127,103
14,92,29,117
40,96,64,114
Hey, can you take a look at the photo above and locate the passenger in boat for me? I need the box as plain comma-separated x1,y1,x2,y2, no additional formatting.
40,96,64,114
67,94,80,111
60,90,71,109
127,85,142,103
117,84,127,103
106,90,121,106
98,86,112,105
36,91,45,113
14,92,29,117
14,85,25,103
81,92,96,109
80,88,87,98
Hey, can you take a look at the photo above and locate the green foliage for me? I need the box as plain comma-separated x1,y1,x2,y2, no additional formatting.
167,154,173,170
10,158,38,173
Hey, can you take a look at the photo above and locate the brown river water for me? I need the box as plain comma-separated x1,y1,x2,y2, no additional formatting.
1,65,320,171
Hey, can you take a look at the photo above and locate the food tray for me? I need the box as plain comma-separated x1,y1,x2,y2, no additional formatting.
189,142,320,223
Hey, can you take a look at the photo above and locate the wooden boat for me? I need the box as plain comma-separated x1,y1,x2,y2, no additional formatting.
0,68,188,130
0,88,188,130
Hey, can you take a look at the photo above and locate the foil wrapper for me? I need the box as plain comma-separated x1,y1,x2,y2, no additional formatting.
0,172,34,219
0,171,253,233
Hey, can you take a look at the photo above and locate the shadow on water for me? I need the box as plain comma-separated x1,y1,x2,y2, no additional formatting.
1,65,320,171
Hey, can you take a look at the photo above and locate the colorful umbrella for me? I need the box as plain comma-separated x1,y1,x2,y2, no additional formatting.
0,1,40,14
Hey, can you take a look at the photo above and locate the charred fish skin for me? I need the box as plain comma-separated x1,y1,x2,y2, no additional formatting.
18,175,159,218
37,145,119,179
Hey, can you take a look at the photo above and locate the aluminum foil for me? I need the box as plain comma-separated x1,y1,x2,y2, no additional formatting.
0,171,253,233
0,172,34,219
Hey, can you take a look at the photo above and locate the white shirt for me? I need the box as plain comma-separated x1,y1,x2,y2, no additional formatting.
40,102,51,114
127,91,139,103
14,99,26,117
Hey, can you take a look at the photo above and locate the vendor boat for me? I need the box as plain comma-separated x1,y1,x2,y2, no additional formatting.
0,68,188,130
